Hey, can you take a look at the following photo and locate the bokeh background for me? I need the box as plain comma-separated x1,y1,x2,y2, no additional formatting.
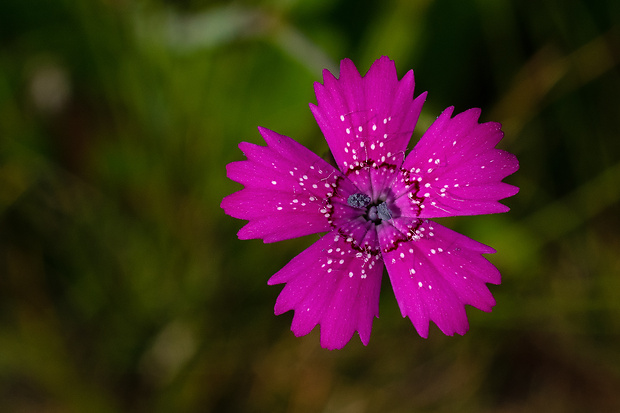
1,0,620,412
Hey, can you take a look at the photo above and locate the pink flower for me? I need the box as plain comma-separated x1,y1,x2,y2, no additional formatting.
221,56,519,350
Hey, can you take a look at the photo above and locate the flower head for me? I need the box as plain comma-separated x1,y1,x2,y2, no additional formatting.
221,56,519,350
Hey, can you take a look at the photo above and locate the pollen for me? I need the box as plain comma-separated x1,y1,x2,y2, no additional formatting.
347,193,371,208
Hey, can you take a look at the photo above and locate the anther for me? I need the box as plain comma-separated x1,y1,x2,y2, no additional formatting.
347,193,371,208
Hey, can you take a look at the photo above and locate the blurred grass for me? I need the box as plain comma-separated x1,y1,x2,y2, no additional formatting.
1,0,620,412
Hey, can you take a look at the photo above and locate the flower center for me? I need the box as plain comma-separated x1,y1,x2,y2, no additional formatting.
324,161,426,256
347,192,396,225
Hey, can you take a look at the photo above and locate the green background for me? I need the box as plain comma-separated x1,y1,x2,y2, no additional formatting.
1,0,619,411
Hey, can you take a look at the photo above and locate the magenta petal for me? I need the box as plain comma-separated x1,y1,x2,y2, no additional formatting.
222,189,331,242
221,127,345,242
269,231,383,350
310,56,426,173
380,220,500,338
401,107,519,218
